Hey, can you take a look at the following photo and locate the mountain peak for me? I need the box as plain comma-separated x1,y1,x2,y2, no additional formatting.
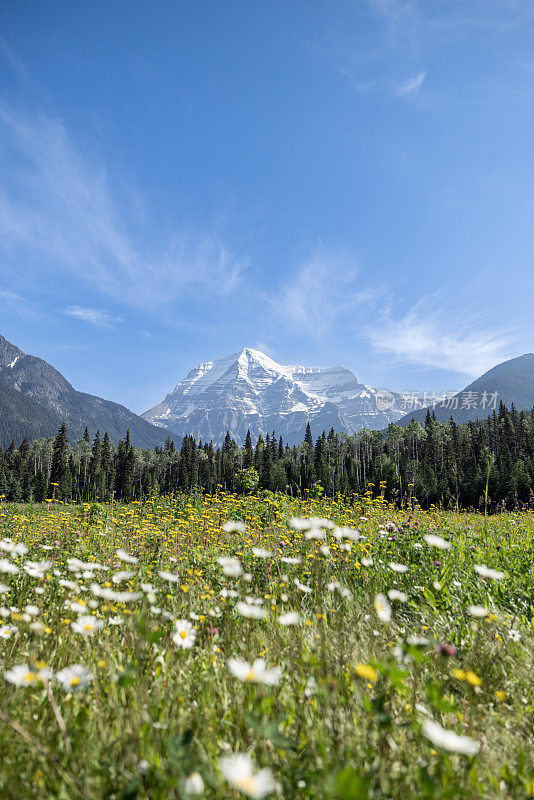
143,348,406,445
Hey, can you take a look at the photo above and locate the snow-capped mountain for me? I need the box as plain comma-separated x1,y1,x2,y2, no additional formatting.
142,347,410,445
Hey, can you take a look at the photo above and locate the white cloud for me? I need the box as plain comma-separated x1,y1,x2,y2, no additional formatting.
276,249,383,336
395,70,427,95
340,66,427,98
64,306,123,328
0,104,247,315
367,296,516,376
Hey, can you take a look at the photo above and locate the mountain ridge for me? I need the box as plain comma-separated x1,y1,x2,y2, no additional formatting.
0,334,180,448
396,353,534,427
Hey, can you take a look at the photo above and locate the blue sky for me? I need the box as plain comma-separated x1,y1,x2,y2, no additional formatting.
1,0,533,414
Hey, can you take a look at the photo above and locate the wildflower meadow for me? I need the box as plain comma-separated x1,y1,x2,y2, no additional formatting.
0,491,532,799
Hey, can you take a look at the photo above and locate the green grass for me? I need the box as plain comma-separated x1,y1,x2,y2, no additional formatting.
0,493,532,799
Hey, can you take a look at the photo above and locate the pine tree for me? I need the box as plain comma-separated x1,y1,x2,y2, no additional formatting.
50,423,69,498
244,430,254,468
164,436,175,454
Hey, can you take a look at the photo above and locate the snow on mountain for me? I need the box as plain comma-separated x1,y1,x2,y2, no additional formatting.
142,347,411,446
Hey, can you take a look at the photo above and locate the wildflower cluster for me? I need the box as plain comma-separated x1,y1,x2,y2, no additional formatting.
0,493,532,799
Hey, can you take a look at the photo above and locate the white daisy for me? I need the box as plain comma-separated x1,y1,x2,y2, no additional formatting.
0,560,18,574
5,664,50,686
474,565,506,581
90,583,142,602
158,570,180,583
71,615,103,635
467,605,489,618
251,548,272,559
423,534,451,550
222,521,246,534
116,549,138,564
421,719,480,756
0,624,17,639
278,611,300,626
220,588,239,598
218,557,243,578
388,589,408,602
289,517,312,530
56,664,93,693
304,529,326,540
374,593,392,623
219,753,276,798
112,570,135,583
228,658,282,686
333,527,361,541
294,580,312,594
236,602,267,620
388,562,409,573
183,772,205,795
173,619,197,649
59,579,79,590
0,540,27,555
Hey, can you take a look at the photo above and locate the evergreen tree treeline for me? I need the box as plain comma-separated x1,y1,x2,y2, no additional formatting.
2,403,534,509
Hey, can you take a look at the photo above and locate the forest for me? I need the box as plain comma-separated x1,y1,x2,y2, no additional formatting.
1,402,534,509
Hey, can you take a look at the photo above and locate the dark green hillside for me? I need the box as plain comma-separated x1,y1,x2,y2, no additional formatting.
0,382,59,446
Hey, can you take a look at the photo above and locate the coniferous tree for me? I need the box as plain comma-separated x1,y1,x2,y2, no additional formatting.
244,430,254,468
50,423,69,497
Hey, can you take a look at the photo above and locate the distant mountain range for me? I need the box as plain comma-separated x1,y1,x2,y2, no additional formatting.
142,347,415,446
397,353,534,427
3,333,534,449
0,334,179,448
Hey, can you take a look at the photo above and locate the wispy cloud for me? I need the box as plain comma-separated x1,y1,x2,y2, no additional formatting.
341,68,427,97
366,0,534,44
0,289,41,319
276,249,384,336
253,341,274,356
0,35,27,79
64,306,123,328
0,103,247,316
366,0,419,25
367,296,516,376
395,70,427,95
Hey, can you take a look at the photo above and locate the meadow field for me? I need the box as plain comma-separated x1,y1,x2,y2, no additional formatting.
0,490,532,800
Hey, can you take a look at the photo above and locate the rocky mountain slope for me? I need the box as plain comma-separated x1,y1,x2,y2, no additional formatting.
142,347,412,445
0,334,179,448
